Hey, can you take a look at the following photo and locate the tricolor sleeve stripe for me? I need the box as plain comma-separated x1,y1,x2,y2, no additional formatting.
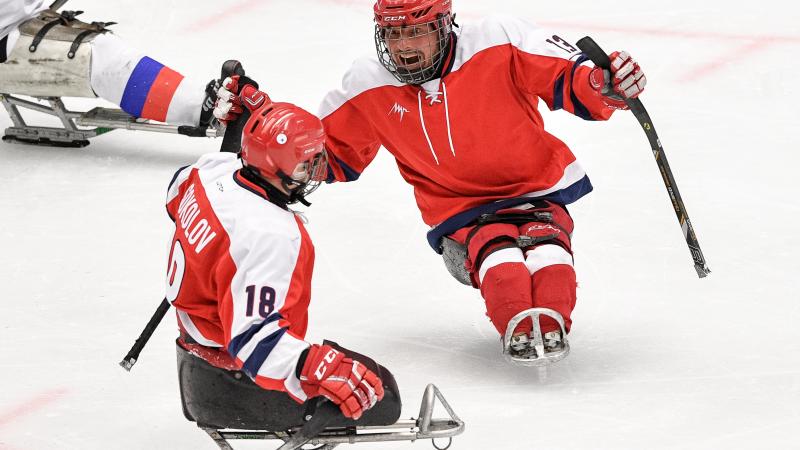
228,312,283,357
120,56,185,122
141,66,184,122
240,328,288,377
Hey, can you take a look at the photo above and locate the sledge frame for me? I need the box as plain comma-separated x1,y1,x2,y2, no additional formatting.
199,384,465,450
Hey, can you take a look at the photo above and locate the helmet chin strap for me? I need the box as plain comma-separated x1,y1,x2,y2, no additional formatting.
278,171,313,207
240,166,297,209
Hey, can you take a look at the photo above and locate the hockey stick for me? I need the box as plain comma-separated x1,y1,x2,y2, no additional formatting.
119,298,171,371
119,62,256,372
576,37,711,278
277,400,341,450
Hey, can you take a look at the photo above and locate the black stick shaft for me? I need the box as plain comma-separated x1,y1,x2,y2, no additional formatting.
277,401,341,450
576,36,711,278
119,299,171,371
219,60,250,153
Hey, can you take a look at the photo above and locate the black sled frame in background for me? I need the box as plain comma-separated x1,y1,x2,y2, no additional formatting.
576,37,711,279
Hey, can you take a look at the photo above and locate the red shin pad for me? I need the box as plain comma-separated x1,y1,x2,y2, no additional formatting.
530,264,576,334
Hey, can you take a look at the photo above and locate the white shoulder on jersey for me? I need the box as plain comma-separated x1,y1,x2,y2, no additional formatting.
453,14,581,73
319,54,403,120
166,152,235,204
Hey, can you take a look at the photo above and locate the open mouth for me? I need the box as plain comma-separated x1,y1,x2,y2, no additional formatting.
395,51,423,69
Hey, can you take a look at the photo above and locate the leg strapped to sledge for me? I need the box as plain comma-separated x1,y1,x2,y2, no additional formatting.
442,202,576,367
0,1,220,147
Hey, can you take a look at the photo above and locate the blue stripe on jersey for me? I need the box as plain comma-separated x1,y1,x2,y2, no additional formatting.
240,328,288,379
167,165,190,193
552,74,565,111
228,313,283,357
569,54,594,121
120,57,164,117
425,175,593,253
326,154,361,183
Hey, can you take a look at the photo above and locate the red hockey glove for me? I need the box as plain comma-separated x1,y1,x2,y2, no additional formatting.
588,51,647,110
299,344,384,420
212,75,270,125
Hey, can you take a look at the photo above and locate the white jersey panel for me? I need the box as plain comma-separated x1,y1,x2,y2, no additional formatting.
194,153,310,397
319,55,404,119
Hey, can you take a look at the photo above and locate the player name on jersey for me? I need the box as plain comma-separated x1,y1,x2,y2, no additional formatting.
176,184,217,254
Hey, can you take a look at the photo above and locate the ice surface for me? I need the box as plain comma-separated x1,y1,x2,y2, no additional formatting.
1,1,798,449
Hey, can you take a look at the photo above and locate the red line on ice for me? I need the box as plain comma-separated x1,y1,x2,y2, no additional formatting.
537,20,800,43
0,388,69,428
181,0,268,33
677,38,775,82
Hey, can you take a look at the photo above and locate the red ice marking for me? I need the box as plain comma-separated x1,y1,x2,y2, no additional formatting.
676,38,775,82
0,388,69,428
537,21,800,43
537,21,800,82
180,0,268,33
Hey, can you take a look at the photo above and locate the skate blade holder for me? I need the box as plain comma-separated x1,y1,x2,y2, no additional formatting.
502,307,570,367
204,384,464,450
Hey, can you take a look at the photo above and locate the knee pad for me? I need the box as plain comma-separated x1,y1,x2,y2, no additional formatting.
465,222,519,269
0,10,113,97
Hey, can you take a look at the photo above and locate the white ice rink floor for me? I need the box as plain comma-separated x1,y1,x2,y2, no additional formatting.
1,1,799,449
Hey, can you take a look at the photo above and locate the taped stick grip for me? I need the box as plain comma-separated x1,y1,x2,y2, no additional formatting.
576,37,612,70
219,60,250,153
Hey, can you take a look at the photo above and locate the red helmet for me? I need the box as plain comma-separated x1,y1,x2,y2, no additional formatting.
374,0,452,27
373,0,454,84
241,102,327,201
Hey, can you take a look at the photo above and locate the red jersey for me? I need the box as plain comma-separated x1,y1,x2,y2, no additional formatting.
319,15,619,250
164,153,313,402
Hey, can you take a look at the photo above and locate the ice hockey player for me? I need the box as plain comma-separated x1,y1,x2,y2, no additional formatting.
0,0,212,129
214,0,647,365
164,90,386,424
320,0,649,364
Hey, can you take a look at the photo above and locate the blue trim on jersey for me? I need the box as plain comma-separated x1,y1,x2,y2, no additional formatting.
240,328,287,379
326,153,361,183
552,74,565,111
166,165,190,221
569,54,594,121
228,313,283,358
120,57,164,117
167,165,190,192
425,175,593,253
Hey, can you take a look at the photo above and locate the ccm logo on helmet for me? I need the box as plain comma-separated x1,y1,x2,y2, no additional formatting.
383,15,406,21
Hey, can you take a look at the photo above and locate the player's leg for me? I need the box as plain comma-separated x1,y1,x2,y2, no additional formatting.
451,223,534,335
90,33,208,126
1,12,211,126
518,202,577,340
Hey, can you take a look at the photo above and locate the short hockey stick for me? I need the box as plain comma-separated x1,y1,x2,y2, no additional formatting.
119,298,171,371
576,36,711,278
119,62,256,371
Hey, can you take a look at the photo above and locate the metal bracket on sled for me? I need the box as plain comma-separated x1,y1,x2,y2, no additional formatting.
503,307,570,367
1,93,220,147
200,384,465,450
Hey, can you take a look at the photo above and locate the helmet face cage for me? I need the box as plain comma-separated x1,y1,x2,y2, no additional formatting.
375,14,452,85
278,149,328,203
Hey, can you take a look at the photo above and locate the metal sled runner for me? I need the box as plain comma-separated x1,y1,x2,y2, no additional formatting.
200,385,464,450
0,94,219,147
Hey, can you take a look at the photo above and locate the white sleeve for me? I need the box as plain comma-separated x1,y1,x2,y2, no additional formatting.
0,0,46,40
